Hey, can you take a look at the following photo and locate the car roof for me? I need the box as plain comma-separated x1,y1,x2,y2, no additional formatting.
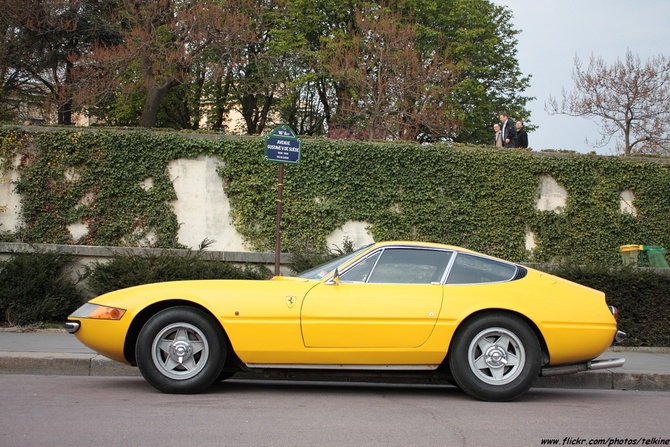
373,240,474,253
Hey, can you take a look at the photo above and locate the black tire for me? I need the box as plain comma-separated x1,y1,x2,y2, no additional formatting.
217,370,236,381
136,306,226,394
448,312,541,402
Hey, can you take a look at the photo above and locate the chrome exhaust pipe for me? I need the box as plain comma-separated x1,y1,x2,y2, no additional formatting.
588,357,625,370
541,357,625,377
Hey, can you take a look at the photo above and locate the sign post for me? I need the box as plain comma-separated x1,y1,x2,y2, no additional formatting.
264,125,301,276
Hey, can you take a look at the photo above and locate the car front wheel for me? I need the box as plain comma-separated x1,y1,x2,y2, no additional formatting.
449,312,541,401
136,306,226,394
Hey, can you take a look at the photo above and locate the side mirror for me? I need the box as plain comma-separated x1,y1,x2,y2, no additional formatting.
328,268,340,285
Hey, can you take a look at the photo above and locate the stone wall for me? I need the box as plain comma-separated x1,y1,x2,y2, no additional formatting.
0,155,376,253
0,154,641,257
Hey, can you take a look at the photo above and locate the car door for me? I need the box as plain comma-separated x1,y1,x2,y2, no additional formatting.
300,247,451,348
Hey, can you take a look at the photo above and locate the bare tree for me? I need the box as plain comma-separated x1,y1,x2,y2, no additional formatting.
546,50,670,156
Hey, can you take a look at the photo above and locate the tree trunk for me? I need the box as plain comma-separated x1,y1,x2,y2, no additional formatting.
241,94,260,134
57,58,74,125
139,82,176,128
57,100,72,125
139,53,179,128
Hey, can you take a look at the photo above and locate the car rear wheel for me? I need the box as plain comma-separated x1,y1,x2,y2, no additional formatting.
136,306,226,393
449,312,541,401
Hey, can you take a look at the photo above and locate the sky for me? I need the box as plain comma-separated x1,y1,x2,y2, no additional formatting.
490,0,670,154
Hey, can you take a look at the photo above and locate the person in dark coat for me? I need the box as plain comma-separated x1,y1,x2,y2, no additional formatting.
499,113,517,148
515,120,528,148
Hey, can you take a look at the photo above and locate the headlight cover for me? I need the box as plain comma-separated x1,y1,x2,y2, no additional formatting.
70,303,126,320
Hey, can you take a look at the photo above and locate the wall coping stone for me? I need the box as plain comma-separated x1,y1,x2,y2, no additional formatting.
0,242,291,264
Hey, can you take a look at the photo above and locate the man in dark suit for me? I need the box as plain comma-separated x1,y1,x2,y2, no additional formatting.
499,113,517,148
515,120,528,148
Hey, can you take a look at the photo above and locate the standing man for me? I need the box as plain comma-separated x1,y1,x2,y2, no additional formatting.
499,113,517,148
493,123,503,147
515,120,528,148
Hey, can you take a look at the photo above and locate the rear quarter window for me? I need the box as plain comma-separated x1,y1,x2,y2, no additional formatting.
445,253,521,284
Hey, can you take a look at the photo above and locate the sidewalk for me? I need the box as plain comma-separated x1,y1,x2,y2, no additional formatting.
1,330,669,392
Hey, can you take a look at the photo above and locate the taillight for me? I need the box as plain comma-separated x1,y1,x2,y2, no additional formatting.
608,305,619,320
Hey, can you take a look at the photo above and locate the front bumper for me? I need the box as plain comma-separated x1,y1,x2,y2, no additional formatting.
64,321,80,334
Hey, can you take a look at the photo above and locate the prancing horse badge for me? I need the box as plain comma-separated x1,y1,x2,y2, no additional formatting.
285,295,296,308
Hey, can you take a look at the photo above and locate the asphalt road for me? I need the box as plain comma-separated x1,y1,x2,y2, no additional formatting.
1,374,669,447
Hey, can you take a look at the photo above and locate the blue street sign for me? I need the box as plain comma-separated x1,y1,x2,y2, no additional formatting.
265,125,301,164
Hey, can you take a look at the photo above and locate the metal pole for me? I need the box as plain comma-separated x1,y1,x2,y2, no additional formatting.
274,163,284,276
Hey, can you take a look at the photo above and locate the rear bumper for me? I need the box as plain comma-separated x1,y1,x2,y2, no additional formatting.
614,330,627,343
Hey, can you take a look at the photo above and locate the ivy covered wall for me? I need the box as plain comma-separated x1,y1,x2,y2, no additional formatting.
1,127,669,265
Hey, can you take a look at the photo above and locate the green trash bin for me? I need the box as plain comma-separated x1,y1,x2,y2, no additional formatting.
619,245,670,268
644,245,670,268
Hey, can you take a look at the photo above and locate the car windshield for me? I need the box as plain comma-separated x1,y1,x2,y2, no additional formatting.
296,245,372,280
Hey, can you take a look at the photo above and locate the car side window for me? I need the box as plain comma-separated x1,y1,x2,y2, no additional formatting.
339,251,381,283
445,253,518,284
344,248,452,284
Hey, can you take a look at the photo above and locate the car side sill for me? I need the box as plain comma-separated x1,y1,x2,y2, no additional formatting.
245,363,439,371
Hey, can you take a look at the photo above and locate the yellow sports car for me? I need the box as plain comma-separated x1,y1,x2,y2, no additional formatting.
65,241,626,401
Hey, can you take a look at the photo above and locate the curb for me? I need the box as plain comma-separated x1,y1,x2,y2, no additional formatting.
534,369,670,392
0,352,139,377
